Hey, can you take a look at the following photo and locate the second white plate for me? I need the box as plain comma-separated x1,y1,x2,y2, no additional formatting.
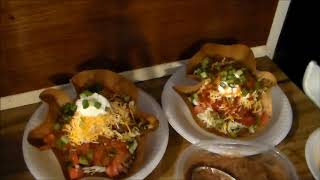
162,66,292,146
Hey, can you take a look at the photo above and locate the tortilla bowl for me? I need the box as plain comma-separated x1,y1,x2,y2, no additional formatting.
186,43,256,80
27,69,159,179
174,43,277,139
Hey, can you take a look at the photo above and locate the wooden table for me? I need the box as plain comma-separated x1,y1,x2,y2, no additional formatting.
1,57,319,179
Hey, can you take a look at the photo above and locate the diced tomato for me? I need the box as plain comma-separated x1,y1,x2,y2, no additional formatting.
246,77,255,89
192,104,206,114
105,141,130,177
260,113,269,125
77,143,90,154
102,156,112,166
211,101,222,111
240,116,256,126
70,151,79,165
43,133,56,147
106,164,120,178
93,147,105,165
68,168,83,179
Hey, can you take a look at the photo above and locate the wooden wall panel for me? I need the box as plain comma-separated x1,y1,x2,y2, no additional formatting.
0,0,278,96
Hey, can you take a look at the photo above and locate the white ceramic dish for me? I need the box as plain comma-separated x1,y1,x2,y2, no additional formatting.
162,66,292,145
22,85,169,180
175,140,298,180
305,128,320,180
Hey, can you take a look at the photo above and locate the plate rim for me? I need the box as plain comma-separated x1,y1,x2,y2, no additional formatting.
22,87,169,180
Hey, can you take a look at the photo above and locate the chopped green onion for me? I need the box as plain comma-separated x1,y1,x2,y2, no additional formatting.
53,123,61,131
235,69,243,76
200,72,208,78
192,93,199,101
191,93,200,106
249,125,256,133
80,90,93,98
255,81,261,90
215,65,221,71
70,104,77,112
55,136,68,150
86,150,94,161
220,71,227,76
79,155,89,165
240,75,246,83
201,57,210,69
234,79,240,84
61,103,77,116
61,116,71,123
242,88,249,96
194,68,202,75
60,135,69,144
94,101,101,109
123,95,131,102
227,79,234,84
128,140,138,154
227,121,240,138
56,139,65,149
229,83,235,88
82,99,89,109
220,82,226,88
221,76,227,81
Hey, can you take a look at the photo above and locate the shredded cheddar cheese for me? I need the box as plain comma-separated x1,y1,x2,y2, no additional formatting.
63,99,140,146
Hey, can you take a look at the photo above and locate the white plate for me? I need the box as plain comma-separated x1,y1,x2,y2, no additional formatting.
305,128,320,180
22,85,169,180
162,66,292,145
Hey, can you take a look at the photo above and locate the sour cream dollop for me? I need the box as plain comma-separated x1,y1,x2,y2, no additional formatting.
75,93,110,117
218,84,241,97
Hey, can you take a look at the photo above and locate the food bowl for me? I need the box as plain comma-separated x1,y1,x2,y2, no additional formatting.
175,140,298,180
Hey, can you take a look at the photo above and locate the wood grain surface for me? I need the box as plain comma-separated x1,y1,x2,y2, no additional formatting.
0,57,319,180
0,0,278,96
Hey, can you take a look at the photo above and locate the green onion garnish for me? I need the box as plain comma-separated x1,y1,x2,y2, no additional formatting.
60,135,69,144
201,57,210,69
53,123,61,131
200,72,208,78
94,101,101,109
82,99,89,109
242,88,249,96
128,140,138,154
80,90,93,98
220,82,226,88
79,155,89,165
86,150,94,161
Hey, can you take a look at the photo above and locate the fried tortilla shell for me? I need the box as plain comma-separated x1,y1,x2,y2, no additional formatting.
28,69,159,179
27,88,72,149
71,69,138,102
186,43,256,80
256,71,277,88
174,43,277,138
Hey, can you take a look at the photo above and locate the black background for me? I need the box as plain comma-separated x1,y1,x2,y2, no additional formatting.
274,0,320,89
